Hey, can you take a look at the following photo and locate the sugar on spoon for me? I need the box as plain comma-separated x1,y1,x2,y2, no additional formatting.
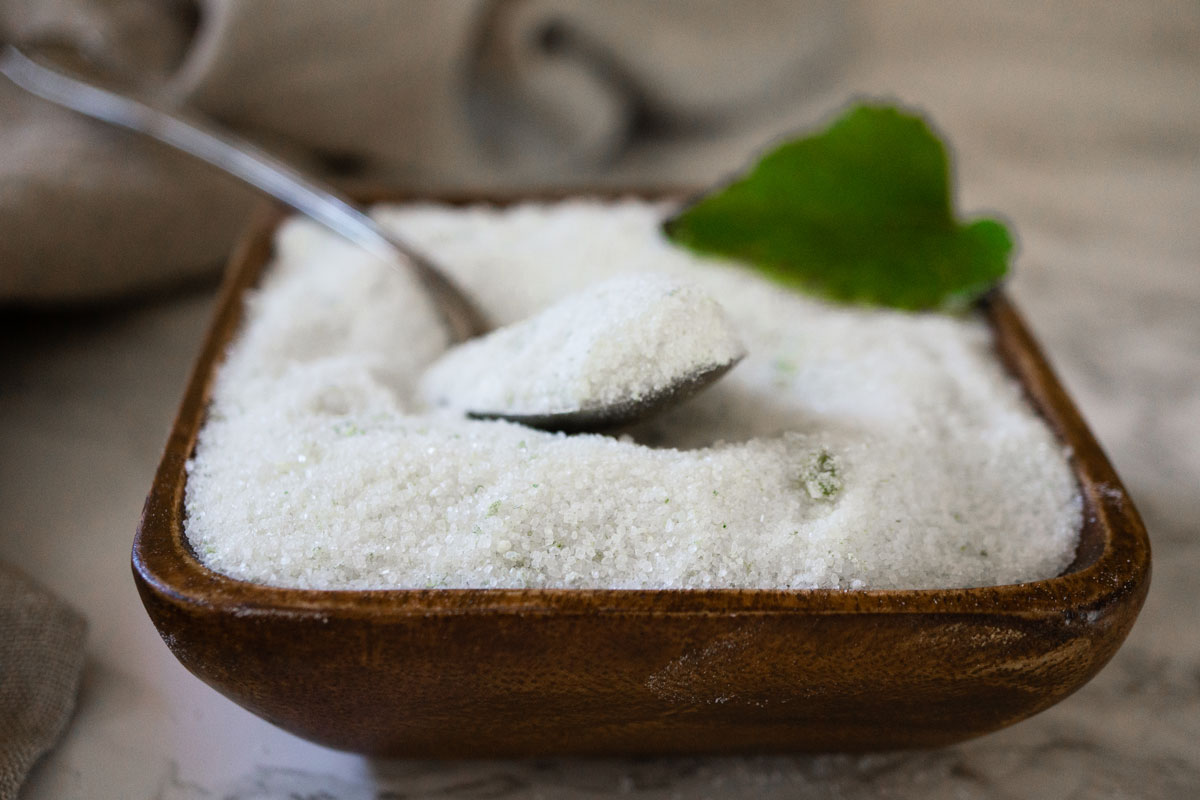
419,271,745,433
1,42,743,432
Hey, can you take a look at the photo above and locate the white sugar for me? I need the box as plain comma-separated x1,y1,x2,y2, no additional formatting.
419,272,745,417
184,199,1081,591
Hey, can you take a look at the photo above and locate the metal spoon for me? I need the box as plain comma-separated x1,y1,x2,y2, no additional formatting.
420,273,746,433
1,42,740,431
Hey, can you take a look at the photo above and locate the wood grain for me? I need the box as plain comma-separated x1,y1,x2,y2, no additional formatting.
132,191,1150,756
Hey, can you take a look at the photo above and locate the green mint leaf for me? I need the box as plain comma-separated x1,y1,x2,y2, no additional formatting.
663,104,1012,311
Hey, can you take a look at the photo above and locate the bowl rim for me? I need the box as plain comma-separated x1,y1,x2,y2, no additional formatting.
133,188,1151,621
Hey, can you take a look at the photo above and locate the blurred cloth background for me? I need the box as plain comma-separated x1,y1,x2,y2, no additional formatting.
1,1,1198,798
1,0,844,300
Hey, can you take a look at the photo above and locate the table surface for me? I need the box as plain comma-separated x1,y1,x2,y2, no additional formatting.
3,4,1198,798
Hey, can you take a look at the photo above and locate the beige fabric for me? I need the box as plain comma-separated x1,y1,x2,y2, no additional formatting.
0,0,842,302
0,563,87,800
0,0,256,302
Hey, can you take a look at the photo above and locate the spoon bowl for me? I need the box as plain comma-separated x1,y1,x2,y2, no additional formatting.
419,271,748,431
470,357,742,433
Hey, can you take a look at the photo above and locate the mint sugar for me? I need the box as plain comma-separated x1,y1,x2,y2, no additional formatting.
184,200,1080,590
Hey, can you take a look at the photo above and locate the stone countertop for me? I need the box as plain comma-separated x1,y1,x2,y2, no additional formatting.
2,3,1197,798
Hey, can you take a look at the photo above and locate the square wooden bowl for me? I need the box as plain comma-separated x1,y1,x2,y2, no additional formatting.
133,191,1150,757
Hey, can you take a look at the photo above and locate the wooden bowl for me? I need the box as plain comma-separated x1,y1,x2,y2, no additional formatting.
133,191,1150,757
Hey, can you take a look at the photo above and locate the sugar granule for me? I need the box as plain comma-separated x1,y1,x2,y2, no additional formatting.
184,200,1081,590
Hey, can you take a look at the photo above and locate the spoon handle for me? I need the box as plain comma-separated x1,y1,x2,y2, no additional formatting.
0,44,487,340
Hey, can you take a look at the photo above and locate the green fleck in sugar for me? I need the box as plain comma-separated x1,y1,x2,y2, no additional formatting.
772,357,798,387
334,421,362,437
799,448,843,500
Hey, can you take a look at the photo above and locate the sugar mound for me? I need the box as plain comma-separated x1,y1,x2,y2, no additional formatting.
418,271,746,416
184,200,1081,591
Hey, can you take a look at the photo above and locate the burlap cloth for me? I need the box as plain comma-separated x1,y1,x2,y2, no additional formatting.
0,564,86,800
0,0,842,302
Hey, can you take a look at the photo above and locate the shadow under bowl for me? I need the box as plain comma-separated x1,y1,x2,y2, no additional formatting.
133,189,1150,757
